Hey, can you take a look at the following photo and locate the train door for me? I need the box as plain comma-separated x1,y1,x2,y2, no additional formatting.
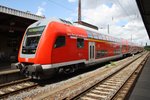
88,42,95,61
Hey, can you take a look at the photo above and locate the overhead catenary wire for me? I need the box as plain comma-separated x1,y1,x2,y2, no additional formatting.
47,0,96,23
48,0,75,13
126,0,138,15
111,0,142,42
115,0,140,21
114,0,130,17
48,0,141,35
48,0,140,23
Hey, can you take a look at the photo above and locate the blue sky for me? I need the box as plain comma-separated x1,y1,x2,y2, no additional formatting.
0,0,128,26
0,0,149,45
0,0,78,20
116,19,128,26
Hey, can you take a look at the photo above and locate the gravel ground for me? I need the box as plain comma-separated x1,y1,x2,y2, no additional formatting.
5,55,139,100
5,65,110,100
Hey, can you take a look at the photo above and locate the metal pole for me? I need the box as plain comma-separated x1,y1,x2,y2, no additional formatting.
78,0,81,23
107,24,109,34
131,34,132,42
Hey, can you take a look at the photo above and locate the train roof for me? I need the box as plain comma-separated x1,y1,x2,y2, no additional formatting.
28,18,134,44
28,18,61,28
73,21,122,43
28,18,74,28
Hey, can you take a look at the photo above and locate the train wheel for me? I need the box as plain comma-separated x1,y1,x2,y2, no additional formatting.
63,66,75,74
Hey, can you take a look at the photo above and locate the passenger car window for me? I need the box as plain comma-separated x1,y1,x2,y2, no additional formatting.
77,38,84,48
54,36,65,48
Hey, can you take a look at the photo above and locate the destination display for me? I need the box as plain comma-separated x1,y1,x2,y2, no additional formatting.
27,26,45,35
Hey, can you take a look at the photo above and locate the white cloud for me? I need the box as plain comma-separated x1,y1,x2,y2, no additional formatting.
36,6,45,16
65,17,74,22
36,1,47,16
78,0,150,45
68,0,77,3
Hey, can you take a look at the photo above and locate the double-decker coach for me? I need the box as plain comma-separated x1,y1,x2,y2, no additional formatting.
12,18,143,79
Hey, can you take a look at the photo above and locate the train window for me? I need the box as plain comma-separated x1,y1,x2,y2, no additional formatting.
99,34,102,40
109,37,111,41
105,36,108,41
93,34,98,39
101,35,104,40
102,35,106,40
87,31,93,38
96,50,108,58
77,38,84,48
109,36,112,41
54,36,66,48
114,49,121,55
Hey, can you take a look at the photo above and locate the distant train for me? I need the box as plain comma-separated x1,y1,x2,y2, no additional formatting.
11,18,143,79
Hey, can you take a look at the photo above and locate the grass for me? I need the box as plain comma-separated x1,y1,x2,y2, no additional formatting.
110,62,117,66
144,46,150,51
105,62,117,68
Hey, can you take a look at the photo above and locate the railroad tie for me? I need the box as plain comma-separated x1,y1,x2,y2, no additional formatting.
0,91,5,95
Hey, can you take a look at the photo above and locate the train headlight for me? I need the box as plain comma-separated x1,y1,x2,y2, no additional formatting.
32,49,36,53
22,49,26,53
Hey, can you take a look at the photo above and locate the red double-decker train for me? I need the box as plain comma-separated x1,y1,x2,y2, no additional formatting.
12,18,143,79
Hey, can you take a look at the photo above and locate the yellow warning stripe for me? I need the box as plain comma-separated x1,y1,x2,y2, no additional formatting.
87,38,113,44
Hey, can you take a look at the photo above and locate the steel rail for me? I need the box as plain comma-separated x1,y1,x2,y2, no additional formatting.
28,52,147,100
72,52,149,100
0,77,38,99
112,53,149,100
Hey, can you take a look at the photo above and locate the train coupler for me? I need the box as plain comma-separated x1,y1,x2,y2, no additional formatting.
11,62,24,69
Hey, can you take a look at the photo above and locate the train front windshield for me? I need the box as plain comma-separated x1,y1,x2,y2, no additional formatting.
25,36,40,47
22,26,45,54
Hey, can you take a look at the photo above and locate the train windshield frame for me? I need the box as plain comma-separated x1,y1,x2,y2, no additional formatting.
25,35,41,47
26,26,45,35
22,26,45,54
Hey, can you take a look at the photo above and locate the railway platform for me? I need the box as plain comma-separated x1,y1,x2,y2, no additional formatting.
0,64,11,71
129,55,150,100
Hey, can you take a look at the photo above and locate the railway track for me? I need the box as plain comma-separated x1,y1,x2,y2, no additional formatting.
112,54,149,100
1,52,148,99
0,69,25,85
73,53,149,100
0,69,19,75
25,52,148,100
0,77,38,99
